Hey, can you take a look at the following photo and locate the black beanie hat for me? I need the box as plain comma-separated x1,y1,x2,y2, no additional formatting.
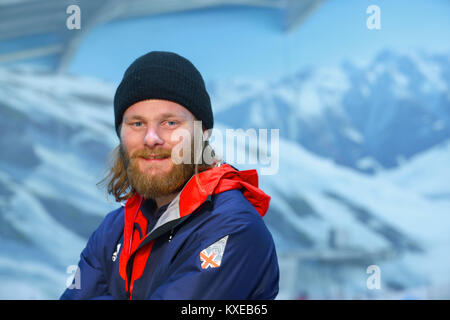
113,51,213,137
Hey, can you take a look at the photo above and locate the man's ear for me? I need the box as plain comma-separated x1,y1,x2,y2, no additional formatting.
202,129,210,141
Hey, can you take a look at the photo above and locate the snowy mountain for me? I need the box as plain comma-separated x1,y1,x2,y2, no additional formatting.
213,50,450,174
215,120,450,298
0,54,449,299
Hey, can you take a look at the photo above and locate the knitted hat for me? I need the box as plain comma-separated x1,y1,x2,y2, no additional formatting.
113,51,213,137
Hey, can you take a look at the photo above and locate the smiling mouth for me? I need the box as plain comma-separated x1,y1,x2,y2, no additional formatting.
141,156,170,161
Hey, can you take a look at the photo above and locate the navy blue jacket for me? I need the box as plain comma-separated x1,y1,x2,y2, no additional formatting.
60,164,279,300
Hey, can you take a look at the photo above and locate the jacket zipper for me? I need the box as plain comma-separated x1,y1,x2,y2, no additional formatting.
124,195,213,299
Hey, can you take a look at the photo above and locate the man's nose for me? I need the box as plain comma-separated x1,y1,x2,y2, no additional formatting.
143,126,164,148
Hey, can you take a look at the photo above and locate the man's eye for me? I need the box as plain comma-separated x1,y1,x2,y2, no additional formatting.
133,121,143,127
165,120,178,127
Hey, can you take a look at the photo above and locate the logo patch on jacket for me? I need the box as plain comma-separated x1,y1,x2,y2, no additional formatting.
200,235,229,269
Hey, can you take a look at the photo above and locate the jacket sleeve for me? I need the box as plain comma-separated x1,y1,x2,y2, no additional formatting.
60,218,115,300
149,210,279,300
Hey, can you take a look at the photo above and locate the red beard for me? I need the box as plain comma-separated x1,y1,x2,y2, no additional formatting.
120,143,195,200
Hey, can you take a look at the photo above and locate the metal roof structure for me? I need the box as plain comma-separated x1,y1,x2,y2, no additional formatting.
0,0,325,72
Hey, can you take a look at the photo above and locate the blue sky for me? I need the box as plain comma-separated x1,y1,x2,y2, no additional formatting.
68,0,450,84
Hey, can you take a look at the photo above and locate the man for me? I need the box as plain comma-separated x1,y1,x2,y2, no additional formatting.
60,51,279,300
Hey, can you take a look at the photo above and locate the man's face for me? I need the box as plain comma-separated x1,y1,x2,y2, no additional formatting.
120,99,197,199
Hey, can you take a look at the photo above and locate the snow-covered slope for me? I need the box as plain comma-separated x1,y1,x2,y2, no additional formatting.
377,139,450,201
1,60,449,299
0,66,119,299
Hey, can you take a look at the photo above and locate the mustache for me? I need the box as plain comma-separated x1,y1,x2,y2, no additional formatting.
130,148,172,159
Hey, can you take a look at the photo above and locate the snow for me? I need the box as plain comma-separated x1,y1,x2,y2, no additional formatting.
273,66,350,119
407,51,448,93
377,139,450,201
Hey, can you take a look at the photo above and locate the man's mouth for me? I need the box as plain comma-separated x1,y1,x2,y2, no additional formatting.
141,155,170,161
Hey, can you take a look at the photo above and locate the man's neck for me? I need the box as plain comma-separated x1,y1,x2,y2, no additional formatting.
153,193,178,212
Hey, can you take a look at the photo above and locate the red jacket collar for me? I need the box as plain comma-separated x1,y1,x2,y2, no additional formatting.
178,163,270,218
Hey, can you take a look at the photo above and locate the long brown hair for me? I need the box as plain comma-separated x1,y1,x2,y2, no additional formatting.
98,140,220,202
